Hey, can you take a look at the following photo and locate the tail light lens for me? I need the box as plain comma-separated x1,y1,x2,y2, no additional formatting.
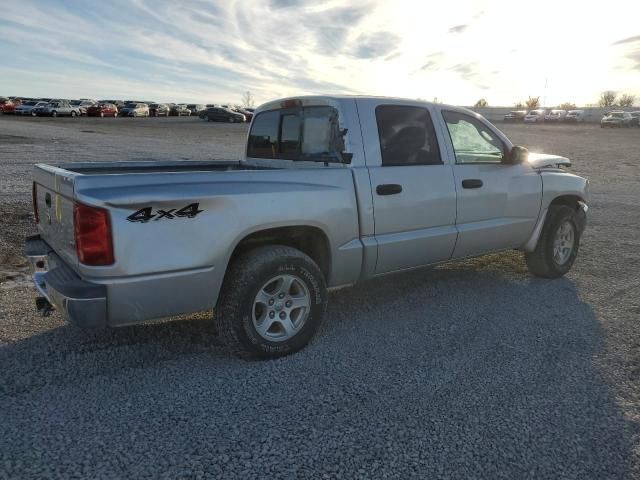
73,202,114,266
32,182,39,224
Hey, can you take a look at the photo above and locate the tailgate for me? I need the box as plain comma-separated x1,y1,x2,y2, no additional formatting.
33,164,79,269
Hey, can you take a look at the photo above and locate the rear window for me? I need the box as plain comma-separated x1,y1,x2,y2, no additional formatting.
247,106,347,162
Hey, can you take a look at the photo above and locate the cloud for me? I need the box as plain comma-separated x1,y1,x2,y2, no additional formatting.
353,31,400,59
612,35,640,46
448,24,468,34
418,52,444,71
1,0,639,106
450,63,480,79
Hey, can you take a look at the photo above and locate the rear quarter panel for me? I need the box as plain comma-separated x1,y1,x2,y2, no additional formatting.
73,167,363,295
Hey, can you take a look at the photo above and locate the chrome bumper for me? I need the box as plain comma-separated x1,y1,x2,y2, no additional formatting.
25,235,108,328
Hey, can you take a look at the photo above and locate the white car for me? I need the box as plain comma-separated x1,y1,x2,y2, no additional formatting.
565,110,587,123
545,109,567,122
524,109,547,123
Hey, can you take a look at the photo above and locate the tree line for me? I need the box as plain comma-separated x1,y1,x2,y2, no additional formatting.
473,91,636,109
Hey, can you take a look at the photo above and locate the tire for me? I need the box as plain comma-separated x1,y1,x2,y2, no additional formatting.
100,112,104,118
51,111,57,117
31,111,36,117
228,117,234,123
71,111,77,117
525,205,581,279
216,245,327,359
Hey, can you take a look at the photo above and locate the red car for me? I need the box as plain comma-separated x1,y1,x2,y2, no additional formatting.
1,98,20,114
86,103,118,117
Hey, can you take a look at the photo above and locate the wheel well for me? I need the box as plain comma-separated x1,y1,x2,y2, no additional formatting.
229,226,331,280
549,194,583,211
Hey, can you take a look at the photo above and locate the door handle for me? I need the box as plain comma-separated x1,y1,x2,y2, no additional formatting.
462,179,483,189
376,184,403,195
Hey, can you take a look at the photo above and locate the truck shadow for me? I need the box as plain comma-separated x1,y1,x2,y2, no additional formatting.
1,255,636,478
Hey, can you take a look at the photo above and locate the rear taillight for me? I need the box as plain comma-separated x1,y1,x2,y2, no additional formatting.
73,202,114,266
32,182,39,224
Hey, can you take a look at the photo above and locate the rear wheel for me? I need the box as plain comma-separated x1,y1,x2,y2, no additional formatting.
525,205,580,278
51,111,57,117
216,245,327,359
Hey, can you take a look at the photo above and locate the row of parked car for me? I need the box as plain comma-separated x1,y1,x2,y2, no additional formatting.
0,97,255,122
503,108,640,127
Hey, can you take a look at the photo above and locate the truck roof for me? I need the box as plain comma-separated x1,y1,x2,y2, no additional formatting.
255,95,474,116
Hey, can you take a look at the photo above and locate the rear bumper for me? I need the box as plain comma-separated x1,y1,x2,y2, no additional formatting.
25,235,108,328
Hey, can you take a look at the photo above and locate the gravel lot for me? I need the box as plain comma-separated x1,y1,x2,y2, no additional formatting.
1,116,639,479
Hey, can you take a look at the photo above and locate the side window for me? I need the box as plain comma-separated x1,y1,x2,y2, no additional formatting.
247,110,280,158
375,105,442,166
442,111,505,164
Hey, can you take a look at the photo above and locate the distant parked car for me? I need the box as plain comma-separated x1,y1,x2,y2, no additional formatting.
148,103,170,116
206,106,245,123
234,107,254,121
545,109,567,122
524,109,546,123
1,99,19,114
86,103,118,117
119,103,149,117
14,101,47,116
170,104,191,116
200,104,217,118
186,104,205,116
99,100,124,108
503,110,527,122
70,100,96,116
37,100,80,117
629,111,640,127
601,111,632,128
564,110,587,123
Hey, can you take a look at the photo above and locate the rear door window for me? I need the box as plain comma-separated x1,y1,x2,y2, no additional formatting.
374,105,442,166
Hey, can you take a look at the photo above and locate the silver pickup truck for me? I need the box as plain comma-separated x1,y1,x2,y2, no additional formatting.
26,96,588,358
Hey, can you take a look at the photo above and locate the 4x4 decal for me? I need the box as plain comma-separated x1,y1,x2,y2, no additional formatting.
127,203,203,223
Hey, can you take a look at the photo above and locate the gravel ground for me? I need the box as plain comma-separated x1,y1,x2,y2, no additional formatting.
1,116,639,479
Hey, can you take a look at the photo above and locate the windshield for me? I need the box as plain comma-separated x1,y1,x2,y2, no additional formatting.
123,103,136,108
609,113,624,118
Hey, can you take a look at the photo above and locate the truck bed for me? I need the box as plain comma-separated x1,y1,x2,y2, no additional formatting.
61,160,271,175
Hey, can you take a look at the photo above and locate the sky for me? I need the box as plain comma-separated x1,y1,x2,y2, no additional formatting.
1,0,639,107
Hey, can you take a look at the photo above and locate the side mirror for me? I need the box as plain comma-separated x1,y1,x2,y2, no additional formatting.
504,145,529,165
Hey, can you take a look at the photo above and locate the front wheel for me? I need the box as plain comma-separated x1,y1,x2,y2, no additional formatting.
525,205,581,278
216,245,327,359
